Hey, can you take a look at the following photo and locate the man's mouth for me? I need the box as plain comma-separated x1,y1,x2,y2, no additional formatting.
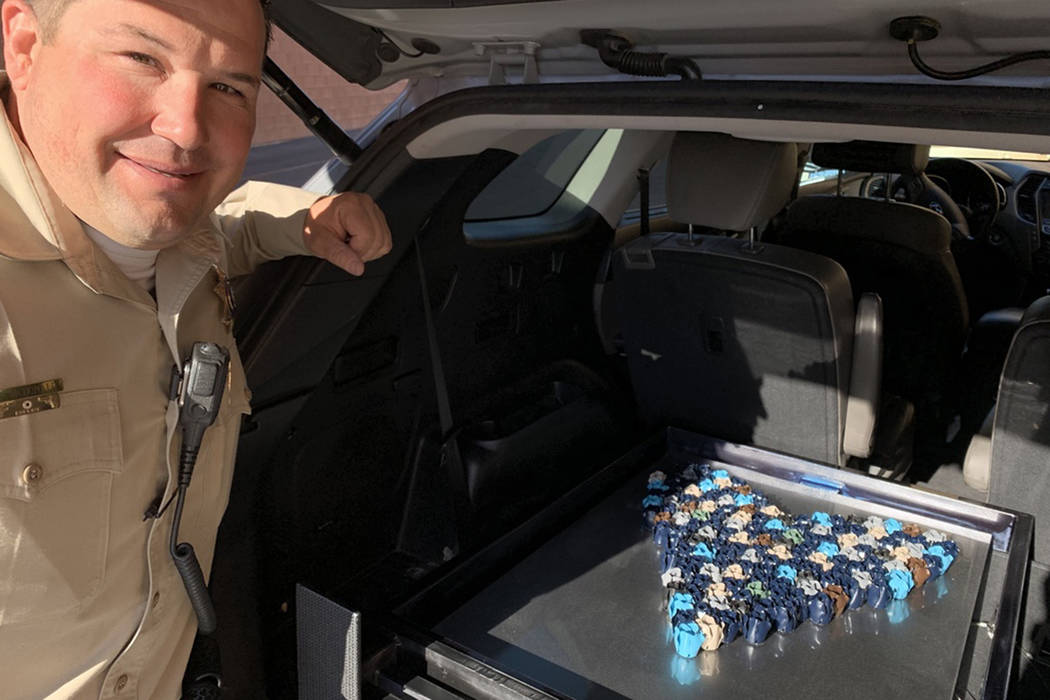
119,153,203,180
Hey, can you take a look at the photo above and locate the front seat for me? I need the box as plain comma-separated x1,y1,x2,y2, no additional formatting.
615,132,886,467
962,295,1050,676
778,141,969,451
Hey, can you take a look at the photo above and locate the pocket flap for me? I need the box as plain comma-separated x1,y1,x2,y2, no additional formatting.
0,388,124,501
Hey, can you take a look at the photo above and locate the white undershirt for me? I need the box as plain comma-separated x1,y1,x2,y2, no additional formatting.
82,224,159,291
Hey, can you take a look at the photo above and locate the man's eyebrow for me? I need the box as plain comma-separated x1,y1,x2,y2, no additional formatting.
101,24,260,88
103,23,176,51
222,71,260,89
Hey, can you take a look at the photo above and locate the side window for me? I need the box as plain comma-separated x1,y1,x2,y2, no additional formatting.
465,130,605,222
463,129,612,243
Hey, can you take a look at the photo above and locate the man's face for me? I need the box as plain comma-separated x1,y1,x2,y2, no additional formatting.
6,0,265,249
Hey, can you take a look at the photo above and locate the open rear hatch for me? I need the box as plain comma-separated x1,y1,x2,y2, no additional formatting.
270,0,1050,92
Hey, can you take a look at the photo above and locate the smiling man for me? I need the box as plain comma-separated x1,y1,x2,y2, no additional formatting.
0,0,391,698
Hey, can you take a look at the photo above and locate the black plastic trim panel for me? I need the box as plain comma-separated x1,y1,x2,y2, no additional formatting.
343,79,1050,193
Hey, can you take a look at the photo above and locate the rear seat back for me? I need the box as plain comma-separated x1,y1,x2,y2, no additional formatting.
614,132,873,466
616,234,856,464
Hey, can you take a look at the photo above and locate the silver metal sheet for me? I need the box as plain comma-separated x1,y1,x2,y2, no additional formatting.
436,457,991,700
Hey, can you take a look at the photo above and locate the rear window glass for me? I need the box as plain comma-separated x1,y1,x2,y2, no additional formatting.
465,130,604,221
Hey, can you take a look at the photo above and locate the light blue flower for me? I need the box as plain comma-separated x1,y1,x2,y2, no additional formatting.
817,541,840,558
764,519,785,531
887,568,914,599
734,493,754,506
673,622,705,658
811,511,833,527
668,592,695,620
711,469,730,479
643,495,663,508
698,479,716,493
776,564,797,581
926,545,954,572
884,518,903,535
692,543,717,560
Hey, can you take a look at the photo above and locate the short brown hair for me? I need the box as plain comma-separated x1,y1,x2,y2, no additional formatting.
27,0,273,47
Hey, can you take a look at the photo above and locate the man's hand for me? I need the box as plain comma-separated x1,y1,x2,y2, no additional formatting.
302,192,392,276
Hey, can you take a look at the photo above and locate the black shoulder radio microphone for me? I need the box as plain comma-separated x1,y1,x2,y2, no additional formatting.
170,342,230,636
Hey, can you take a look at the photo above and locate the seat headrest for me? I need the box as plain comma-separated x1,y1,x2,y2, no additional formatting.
1020,295,1050,326
666,132,797,232
811,141,929,175
785,196,951,256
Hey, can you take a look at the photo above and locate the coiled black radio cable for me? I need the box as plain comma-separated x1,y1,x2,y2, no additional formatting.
169,342,230,636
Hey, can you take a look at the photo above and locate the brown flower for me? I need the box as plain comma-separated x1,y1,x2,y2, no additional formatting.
902,523,922,537
654,512,671,523
907,557,931,587
735,485,753,495
755,533,772,547
824,584,848,617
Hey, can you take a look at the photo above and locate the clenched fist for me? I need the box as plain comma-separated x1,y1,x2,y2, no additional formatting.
302,192,392,276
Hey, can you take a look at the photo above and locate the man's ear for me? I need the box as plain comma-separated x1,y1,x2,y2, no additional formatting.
3,0,43,91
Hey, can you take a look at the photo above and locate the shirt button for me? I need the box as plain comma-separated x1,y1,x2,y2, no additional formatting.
22,463,43,485
114,674,129,692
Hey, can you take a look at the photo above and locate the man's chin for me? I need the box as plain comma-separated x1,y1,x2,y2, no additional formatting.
101,219,200,250
101,203,210,250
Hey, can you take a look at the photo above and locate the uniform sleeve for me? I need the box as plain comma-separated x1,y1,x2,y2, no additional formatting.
211,181,322,278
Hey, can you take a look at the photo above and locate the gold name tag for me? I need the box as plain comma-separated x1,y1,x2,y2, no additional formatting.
0,379,63,419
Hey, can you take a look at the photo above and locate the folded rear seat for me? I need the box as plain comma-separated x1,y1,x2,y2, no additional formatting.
614,132,892,467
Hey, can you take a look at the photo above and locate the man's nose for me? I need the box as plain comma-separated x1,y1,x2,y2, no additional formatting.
150,77,208,152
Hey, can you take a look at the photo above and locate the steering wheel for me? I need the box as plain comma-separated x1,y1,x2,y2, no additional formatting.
923,158,1004,240
891,173,973,241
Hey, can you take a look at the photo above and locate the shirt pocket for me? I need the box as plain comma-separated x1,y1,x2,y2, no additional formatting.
0,388,124,626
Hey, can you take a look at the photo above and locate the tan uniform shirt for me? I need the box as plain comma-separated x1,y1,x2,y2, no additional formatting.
0,88,323,698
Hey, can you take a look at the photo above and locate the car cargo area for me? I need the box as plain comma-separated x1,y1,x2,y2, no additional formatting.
216,80,1050,699
299,429,1029,700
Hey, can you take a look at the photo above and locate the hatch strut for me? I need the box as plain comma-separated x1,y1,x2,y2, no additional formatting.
261,57,363,165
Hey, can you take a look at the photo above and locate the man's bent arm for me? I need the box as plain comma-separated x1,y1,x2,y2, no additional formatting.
211,180,321,278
